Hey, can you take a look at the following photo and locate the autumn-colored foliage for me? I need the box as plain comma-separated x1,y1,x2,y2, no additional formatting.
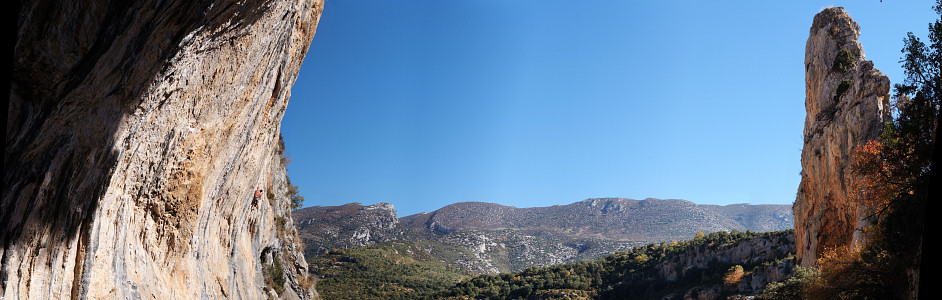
808,2,941,298
850,125,914,222
803,244,905,299
723,265,745,289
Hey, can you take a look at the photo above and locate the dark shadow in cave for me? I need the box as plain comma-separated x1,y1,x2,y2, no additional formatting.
1,0,275,269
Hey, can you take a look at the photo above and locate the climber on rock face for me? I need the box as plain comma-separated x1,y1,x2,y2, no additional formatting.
253,189,262,207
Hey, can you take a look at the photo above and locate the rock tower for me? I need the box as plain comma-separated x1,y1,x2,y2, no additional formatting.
794,7,891,267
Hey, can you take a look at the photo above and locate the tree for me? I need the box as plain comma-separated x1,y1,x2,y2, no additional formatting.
287,177,304,210
758,266,818,300
833,1,940,298
723,265,744,289
868,0,940,267
277,134,305,210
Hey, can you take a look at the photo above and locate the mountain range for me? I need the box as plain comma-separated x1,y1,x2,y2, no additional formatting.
293,198,793,274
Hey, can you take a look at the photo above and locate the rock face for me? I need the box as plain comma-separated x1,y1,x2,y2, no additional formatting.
294,203,402,258
794,7,891,267
657,232,796,299
3,0,324,298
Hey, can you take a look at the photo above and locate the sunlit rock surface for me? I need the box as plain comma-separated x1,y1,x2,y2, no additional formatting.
3,0,324,298
294,203,402,258
794,7,891,267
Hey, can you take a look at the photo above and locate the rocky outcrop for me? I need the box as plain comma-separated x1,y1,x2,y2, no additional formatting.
794,7,891,267
3,0,324,298
296,199,792,274
657,232,796,298
293,203,402,258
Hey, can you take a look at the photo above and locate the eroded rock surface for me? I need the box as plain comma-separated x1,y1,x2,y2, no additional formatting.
794,7,891,267
294,203,402,258
3,0,324,298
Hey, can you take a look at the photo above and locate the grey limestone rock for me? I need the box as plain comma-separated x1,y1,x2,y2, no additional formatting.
3,0,325,298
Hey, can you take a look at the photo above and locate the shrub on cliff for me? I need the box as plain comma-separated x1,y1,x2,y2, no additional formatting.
804,245,903,299
815,1,941,298
833,79,853,102
832,48,857,73
277,134,305,210
758,266,817,300
263,254,287,294
723,265,745,289
287,178,304,210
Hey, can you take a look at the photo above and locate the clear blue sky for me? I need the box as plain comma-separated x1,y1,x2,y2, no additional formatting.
282,1,937,217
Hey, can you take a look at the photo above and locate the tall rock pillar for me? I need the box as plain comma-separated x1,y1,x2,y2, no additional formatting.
794,7,891,267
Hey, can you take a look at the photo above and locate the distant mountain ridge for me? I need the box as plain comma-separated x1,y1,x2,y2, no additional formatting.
293,198,793,273
400,198,793,241
294,202,402,257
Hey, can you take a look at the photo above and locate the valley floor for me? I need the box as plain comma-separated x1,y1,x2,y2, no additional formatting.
310,230,796,300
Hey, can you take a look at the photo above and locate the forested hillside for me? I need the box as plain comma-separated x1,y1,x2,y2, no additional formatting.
310,230,796,299
295,198,793,275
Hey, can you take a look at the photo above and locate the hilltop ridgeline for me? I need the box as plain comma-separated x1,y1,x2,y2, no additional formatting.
400,198,792,240
293,198,793,274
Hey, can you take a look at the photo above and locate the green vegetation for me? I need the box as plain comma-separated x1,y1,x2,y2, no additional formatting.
830,48,856,103
287,178,304,211
806,2,940,298
756,266,817,300
309,230,795,299
438,230,793,299
833,78,852,102
263,251,287,294
832,48,857,73
309,240,472,299
276,134,305,210
723,265,745,288
277,133,290,166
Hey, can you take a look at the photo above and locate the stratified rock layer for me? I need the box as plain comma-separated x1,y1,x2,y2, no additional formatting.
3,0,324,298
794,7,890,267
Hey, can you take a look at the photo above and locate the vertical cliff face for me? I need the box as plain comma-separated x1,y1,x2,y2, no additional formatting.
3,0,324,298
794,7,891,267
